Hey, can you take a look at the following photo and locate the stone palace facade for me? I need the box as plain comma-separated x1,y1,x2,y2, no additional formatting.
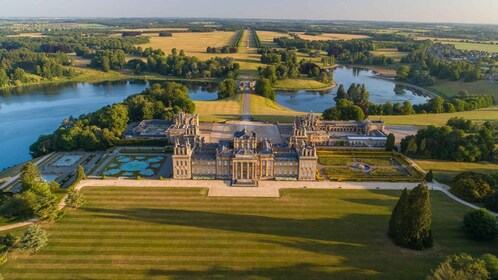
168,111,387,186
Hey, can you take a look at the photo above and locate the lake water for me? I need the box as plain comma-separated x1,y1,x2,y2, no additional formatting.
275,66,431,112
0,81,218,170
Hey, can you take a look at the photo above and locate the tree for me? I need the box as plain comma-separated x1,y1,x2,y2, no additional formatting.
480,254,498,280
388,188,409,238
76,165,86,182
385,133,395,152
401,101,415,115
20,162,42,192
335,84,347,101
218,78,238,99
451,177,494,203
428,253,490,280
389,183,432,250
0,68,9,87
406,137,418,155
255,78,275,101
21,182,59,221
19,224,48,252
425,169,434,182
485,192,498,212
65,189,86,208
463,209,498,241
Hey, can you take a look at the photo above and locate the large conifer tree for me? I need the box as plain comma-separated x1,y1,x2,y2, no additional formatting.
389,183,433,250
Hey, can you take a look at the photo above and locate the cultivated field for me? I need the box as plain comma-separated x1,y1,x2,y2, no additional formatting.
369,106,498,126
256,31,290,47
295,32,370,41
371,48,408,62
194,94,243,122
2,187,496,279
138,31,237,60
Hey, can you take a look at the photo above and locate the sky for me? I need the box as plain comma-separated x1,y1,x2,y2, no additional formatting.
0,0,497,25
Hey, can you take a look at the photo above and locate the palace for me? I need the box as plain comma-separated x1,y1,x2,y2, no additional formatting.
169,111,387,186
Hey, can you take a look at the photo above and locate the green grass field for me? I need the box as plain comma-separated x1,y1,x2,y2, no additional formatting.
369,106,498,126
371,48,409,63
415,159,498,185
446,41,498,53
273,78,333,90
2,187,496,279
249,94,297,123
194,94,243,122
425,80,498,101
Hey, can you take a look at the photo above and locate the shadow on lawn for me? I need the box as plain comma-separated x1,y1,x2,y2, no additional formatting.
147,263,376,280
82,207,387,243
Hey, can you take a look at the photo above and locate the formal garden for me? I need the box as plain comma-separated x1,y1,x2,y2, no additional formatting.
317,150,425,182
99,155,167,178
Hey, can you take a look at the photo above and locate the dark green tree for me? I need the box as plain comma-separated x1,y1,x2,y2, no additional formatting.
388,188,409,238
255,78,275,101
463,209,498,241
390,183,433,250
76,165,86,182
217,78,238,99
385,133,395,152
425,169,434,182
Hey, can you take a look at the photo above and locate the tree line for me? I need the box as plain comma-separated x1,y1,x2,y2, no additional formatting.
401,118,496,162
127,48,240,79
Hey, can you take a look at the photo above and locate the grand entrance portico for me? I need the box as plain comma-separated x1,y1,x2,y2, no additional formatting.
232,151,258,187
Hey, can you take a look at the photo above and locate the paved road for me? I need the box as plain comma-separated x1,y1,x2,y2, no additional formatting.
241,92,251,121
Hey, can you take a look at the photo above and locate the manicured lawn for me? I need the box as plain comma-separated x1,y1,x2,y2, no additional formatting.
415,159,498,185
249,94,298,123
425,80,498,101
369,106,498,126
194,94,243,122
273,78,333,90
2,187,496,279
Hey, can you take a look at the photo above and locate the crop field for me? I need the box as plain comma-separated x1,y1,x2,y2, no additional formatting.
317,150,424,182
370,106,498,126
138,31,237,60
2,187,496,279
194,94,243,122
371,48,408,62
295,32,370,41
256,31,291,47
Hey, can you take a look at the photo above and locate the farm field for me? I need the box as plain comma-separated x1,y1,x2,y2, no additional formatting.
415,159,498,185
415,38,498,52
138,31,236,60
256,31,290,47
369,106,498,126
371,48,408,62
295,32,370,41
425,80,498,101
194,94,243,122
137,30,263,78
2,187,496,279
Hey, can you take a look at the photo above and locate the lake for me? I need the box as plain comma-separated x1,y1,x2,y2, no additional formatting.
275,66,431,112
0,81,218,170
